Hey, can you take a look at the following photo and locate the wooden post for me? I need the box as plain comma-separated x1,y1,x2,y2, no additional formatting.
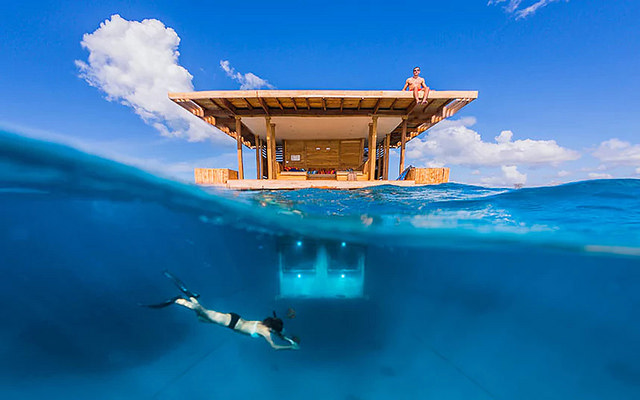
235,116,244,180
255,134,261,179
366,123,372,178
369,116,378,180
384,134,390,180
265,117,273,179
376,143,383,180
271,123,277,179
399,117,408,175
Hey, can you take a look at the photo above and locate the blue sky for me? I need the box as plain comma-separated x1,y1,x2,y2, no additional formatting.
1,0,639,186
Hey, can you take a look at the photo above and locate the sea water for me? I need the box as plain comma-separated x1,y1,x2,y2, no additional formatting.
1,130,639,400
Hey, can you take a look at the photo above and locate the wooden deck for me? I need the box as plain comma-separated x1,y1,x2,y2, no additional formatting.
208,179,424,190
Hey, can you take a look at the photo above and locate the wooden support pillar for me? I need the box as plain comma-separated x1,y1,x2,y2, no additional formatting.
255,134,261,179
376,143,383,180
384,134,390,180
235,116,244,179
399,116,408,175
265,117,273,179
369,116,378,180
271,123,277,178
366,123,372,178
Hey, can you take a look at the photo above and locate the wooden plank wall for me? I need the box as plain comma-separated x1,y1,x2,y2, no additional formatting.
283,139,363,170
194,168,238,184
339,139,364,169
406,167,450,184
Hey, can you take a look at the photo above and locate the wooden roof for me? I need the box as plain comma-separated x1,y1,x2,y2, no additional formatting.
168,90,477,148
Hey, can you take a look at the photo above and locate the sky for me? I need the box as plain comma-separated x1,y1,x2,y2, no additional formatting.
1,0,639,187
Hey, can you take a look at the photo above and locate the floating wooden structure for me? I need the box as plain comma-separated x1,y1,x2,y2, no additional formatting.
169,90,477,189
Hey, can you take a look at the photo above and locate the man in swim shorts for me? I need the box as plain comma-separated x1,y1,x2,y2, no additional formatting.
403,67,430,105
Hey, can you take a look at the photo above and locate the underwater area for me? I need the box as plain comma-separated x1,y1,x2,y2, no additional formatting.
1,130,639,400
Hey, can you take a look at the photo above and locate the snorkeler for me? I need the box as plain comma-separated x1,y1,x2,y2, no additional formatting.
142,271,300,351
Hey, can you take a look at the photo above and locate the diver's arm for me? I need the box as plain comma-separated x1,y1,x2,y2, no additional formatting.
263,333,299,350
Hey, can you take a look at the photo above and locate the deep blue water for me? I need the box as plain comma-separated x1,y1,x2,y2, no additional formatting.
1,130,639,400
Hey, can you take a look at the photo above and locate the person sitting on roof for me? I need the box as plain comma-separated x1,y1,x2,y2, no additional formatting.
142,271,300,351
402,66,430,105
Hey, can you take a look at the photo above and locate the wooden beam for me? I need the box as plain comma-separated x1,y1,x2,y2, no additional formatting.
321,97,327,111
305,97,311,110
357,98,363,111
290,97,298,111
202,108,410,118
388,98,398,110
340,98,344,112
384,134,390,180
399,117,407,175
265,117,273,179
242,98,253,110
406,99,418,115
274,97,284,110
366,123,372,179
170,89,479,101
271,123,277,179
235,116,244,179
373,98,382,114
188,100,205,117
212,98,237,115
369,116,378,180
258,97,270,116
377,143,383,180
255,134,261,179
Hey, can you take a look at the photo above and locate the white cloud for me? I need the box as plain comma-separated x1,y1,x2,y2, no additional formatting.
481,165,527,187
488,0,566,19
76,14,221,142
636,167,640,175
592,138,640,166
406,118,579,167
557,170,570,177
588,172,613,180
220,60,274,90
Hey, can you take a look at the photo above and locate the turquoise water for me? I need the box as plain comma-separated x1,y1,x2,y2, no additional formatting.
1,130,639,399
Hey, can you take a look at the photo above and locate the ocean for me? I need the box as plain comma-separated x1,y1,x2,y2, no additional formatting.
1,130,639,400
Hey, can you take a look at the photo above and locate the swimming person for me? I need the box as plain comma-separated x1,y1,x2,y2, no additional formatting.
142,271,300,351
402,66,430,105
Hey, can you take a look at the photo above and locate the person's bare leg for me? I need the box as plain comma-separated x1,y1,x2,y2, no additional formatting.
412,87,420,103
421,87,430,105
175,297,230,325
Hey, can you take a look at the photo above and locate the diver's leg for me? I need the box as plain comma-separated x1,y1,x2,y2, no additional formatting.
412,87,420,103
175,297,230,326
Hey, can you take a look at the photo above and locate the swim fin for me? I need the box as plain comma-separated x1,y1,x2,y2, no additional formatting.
139,296,182,309
163,270,200,299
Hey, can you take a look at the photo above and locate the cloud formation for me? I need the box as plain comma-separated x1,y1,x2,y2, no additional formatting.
406,117,579,168
220,60,274,90
76,14,220,142
588,172,613,179
592,138,640,166
488,0,566,19
481,165,528,186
